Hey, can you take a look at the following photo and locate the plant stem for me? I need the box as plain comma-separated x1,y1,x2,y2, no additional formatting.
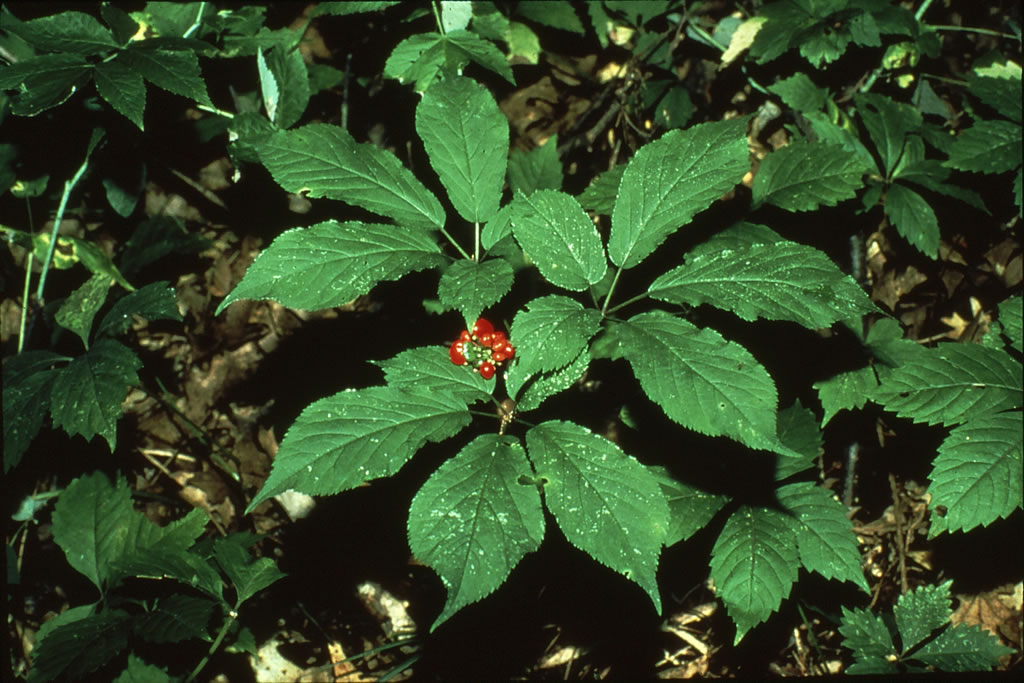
17,251,31,353
914,0,935,22
600,266,624,317
474,221,480,261
440,226,471,260
925,24,1021,40
185,608,236,683
604,291,649,317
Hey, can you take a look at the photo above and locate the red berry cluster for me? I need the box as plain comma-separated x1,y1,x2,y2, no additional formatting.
449,317,515,380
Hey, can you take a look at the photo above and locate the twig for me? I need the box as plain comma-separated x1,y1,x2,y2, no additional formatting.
888,473,909,595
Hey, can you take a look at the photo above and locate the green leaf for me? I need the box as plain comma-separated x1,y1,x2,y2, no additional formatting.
507,133,563,196
855,93,921,178
3,350,66,472
51,472,208,593
255,124,446,230
111,546,223,600
95,282,182,340
55,274,112,350
945,120,1022,175
513,348,591,412
997,295,1022,353
527,421,669,612
119,45,212,106
767,72,827,113
649,240,877,328
480,202,513,250
710,505,799,644
384,30,514,93
814,366,877,426
216,221,446,314
870,343,1021,426
438,259,514,329
261,42,310,129
49,339,142,450
774,400,821,481
113,653,173,683
416,75,508,223
615,311,790,456
510,189,607,290
839,604,899,665
119,216,209,279
648,466,728,547
509,295,601,377
776,482,869,591
214,538,285,607
915,623,1014,672
894,579,951,651
928,411,1023,536
752,140,866,211
576,164,624,215
248,386,471,510
610,118,748,268
94,58,146,130
967,72,1022,124
26,611,131,683
894,159,988,213
515,1,584,34
372,346,493,405
885,182,939,258
7,10,117,55
408,434,544,630
132,594,216,644
0,54,92,116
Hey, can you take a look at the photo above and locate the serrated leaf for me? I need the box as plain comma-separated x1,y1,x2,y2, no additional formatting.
0,54,92,116
615,311,791,456
774,400,821,481
248,386,471,510
914,623,1014,672
384,30,513,92
262,42,310,129
840,604,899,663
8,10,116,55
111,546,223,600
945,120,1022,175
255,124,445,230
55,274,111,350
516,1,584,34
928,411,1023,536
870,343,1021,426
776,482,869,591
113,653,173,683
437,259,513,330
119,45,212,106
416,75,508,223
767,72,827,113
3,350,66,472
649,240,877,328
508,133,562,196
710,505,799,644
95,282,182,340
894,579,952,651
214,539,285,607
855,93,921,178
49,339,141,450
216,221,446,314
527,421,669,612
94,59,146,130
480,202,513,250
998,295,1022,353
372,346,493,404
27,610,131,683
648,466,728,547
685,221,785,259
885,182,939,259
408,434,544,629
133,594,216,644
576,164,624,215
968,73,1022,124
752,140,866,211
513,348,590,412
610,118,748,268
510,190,607,290
814,366,877,426
509,295,601,377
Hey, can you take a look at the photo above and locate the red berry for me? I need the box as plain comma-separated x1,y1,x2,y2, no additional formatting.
459,329,472,342
449,340,467,365
472,318,494,340
479,361,496,380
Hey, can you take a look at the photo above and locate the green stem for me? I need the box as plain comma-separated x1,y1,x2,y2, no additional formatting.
185,607,236,683
196,103,235,119
432,1,444,34
914,0,935,22
17,251,31,353
599,266,624,318
182,2,206,39
36,151,95,305
925,24,1021,40
604,291,649,317
474,221,480,261
439,226,471,260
